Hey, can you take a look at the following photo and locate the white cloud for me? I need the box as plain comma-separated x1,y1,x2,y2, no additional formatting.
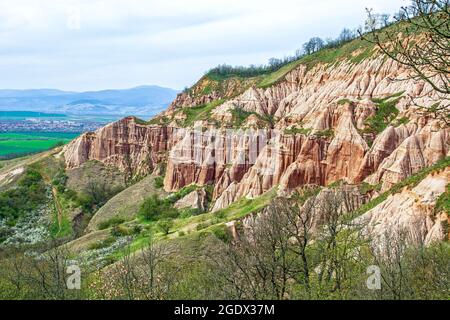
0,0,407,90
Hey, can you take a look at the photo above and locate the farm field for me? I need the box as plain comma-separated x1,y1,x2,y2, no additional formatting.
0,132,79,159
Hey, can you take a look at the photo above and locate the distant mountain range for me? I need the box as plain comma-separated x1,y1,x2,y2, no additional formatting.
0,86,178,116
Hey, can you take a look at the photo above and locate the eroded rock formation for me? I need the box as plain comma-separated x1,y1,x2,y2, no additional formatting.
355,167,450,248
63,53,449,213
64,117,181,177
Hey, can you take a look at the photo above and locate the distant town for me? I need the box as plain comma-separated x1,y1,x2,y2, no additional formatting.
0,112,122,133
0,118,109,133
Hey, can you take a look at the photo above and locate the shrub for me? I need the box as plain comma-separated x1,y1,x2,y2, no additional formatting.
327,180,344,188
435,184,449,216
98,217,126,230
179,210,193,219
180,208,203,218
213,210,227,220
132,225,143,235
156,219,173,235
196,222,211,231
64,189,78,201
314,128,334,138
51,169,68,193
153,176,164,189
364,95,402,134
88,237,116,250
284,127,311,135
0,168,47,223
181,100,225,127
292,186,322,205
75,181,123,213
139,195,179,221
167,185,198,204
337,98,352,105
230,108,254,127
211,225,231,243
359,182,381,195
110,225,132,237
394,116,410,127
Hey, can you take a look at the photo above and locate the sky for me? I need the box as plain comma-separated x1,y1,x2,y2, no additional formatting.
0,0,407,91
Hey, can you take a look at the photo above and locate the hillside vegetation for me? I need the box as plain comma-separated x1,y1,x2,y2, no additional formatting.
0,6,449,301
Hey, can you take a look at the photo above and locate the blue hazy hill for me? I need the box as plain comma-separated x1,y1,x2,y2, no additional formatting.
0,85,178,116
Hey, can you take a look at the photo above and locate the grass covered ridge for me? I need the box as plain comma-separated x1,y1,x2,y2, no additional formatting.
113,188,277,258
258,37,376,88
180,99,225,126
354,157,450,217
363,92,404,134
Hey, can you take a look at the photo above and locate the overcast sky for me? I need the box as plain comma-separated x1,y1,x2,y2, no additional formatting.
0,0,407,91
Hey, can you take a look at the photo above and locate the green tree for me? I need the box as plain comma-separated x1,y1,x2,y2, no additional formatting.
139,195,178,221
156,219,174,235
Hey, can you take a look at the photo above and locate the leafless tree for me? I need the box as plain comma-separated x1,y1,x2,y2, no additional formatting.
2,241,82,300
369,229,411,300
276,196,316,296
136,237,181,299
367,228,450,300
206,188,367,300
206,199,298,299
111,235,181,300
405,241,450,299
318,191,367,297
361,1,449,120
338,28,356,44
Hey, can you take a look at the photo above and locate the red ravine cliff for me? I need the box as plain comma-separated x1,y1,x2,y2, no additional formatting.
63,54,449,211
